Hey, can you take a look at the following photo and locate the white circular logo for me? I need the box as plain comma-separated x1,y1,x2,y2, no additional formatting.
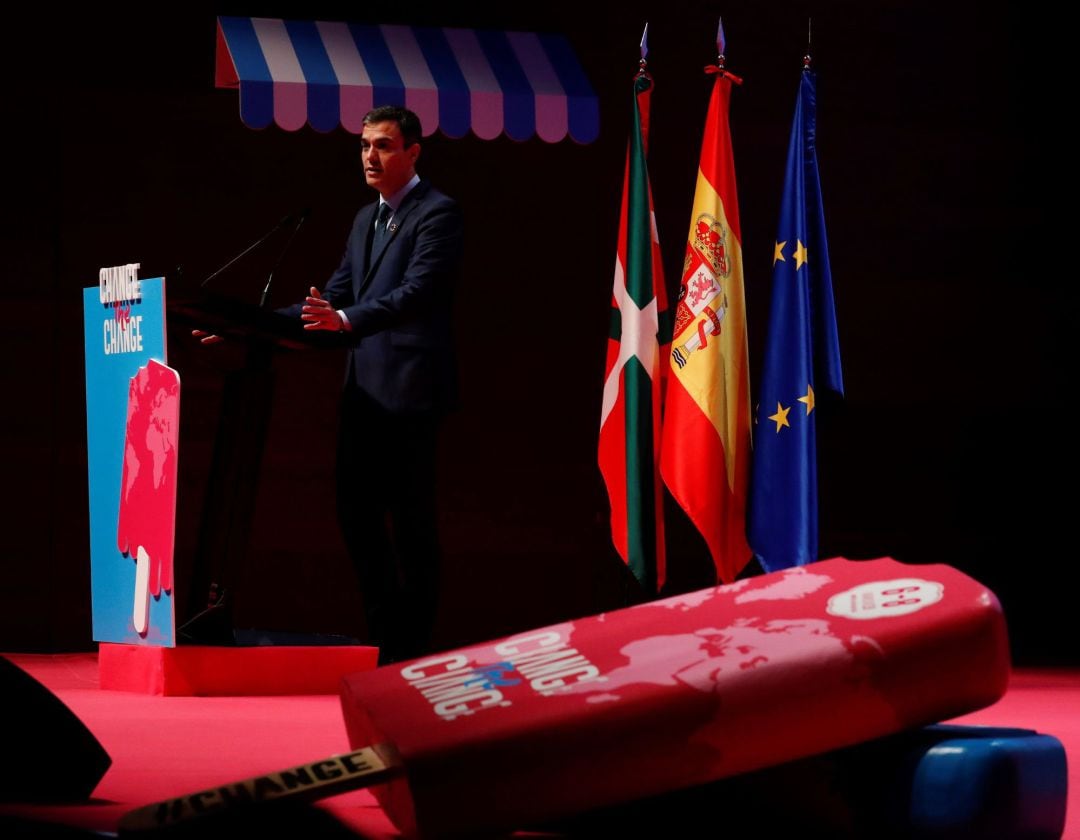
826,578,944,620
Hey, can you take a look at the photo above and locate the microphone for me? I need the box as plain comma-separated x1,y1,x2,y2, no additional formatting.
260,207,310,309
200,212,298,289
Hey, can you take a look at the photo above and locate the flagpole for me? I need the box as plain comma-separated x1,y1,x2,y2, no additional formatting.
805,17,812,70
659,19,752,584
598,23,669,595
746,30,844,572
716,17,726,70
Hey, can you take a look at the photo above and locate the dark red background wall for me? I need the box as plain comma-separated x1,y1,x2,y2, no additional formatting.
2,1,1068,663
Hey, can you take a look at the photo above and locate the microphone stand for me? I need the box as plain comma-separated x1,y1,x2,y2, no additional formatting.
260,210,309,308
200,213,295,289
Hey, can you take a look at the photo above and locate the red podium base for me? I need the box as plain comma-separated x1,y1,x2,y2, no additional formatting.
99,642,378,696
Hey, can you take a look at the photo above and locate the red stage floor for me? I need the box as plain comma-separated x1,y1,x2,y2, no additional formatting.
0,652,1076,838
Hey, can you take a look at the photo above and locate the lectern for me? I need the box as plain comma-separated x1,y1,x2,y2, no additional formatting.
166,290,345,644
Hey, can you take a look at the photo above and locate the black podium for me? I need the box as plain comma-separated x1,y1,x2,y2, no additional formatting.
166,291,345,644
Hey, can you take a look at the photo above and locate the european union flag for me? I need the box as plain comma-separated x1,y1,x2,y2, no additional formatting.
748,69,843,572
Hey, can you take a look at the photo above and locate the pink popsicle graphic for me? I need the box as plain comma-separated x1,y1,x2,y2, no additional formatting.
116,359,180,636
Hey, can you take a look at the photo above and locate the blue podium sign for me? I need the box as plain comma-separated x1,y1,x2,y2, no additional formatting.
84,268,178,646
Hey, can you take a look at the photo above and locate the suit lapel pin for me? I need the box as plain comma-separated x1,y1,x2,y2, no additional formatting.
388,222,398,234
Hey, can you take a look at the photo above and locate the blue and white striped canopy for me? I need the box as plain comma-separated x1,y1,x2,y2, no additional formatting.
215,17,599,144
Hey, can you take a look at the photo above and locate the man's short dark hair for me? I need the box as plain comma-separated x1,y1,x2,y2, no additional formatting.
363,106,422,147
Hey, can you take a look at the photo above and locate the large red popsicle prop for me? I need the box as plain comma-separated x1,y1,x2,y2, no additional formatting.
118,557,1009,836
339,557,1009,838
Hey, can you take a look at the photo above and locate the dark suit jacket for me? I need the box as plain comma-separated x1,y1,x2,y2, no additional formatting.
301,181,463,415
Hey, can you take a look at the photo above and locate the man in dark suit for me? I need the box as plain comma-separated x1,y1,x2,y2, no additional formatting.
297,105,462,663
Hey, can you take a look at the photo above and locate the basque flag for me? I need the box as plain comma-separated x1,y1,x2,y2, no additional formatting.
598,63,669,592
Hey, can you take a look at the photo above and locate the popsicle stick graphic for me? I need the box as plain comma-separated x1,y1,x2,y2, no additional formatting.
117,746,399,834
132,546,151,634
116,359,180,636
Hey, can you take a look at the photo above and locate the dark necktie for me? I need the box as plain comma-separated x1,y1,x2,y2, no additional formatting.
374,203,393,247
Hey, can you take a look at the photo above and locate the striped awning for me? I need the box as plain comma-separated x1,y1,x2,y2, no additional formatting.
215,17,599,144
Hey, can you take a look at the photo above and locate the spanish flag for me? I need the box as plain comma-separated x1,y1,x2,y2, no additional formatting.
659,59,752,584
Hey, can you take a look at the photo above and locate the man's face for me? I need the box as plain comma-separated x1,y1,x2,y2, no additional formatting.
361,120,419,198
